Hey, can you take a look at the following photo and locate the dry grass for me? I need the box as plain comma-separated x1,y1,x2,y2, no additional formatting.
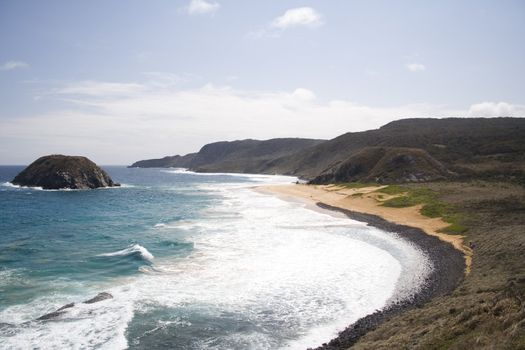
352,181,525,349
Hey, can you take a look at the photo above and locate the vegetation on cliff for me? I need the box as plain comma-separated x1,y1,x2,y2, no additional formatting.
130,118,525,185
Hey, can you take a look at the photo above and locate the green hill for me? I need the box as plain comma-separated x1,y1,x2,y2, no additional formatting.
130,117,525,184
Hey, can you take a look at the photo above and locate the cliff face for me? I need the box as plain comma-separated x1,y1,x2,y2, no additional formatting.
130,118,525,184
309,147,451,184
129,153,196,168
189,138,325,173
130,138,325,173
263,117,525,181
12,155,119,190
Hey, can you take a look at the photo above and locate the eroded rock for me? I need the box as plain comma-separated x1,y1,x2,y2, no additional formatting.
12,155,120,190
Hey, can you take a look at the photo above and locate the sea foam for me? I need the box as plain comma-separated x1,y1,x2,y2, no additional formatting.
97,244,154,262
162,168,297,183
1,181,133,191
1,182,43,190
0,171,431,350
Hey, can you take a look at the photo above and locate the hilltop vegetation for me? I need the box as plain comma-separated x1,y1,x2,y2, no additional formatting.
130,138,324,173
130,118,525,185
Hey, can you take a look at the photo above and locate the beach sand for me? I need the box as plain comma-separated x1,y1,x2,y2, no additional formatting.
256,183,469,349
258,183,472,274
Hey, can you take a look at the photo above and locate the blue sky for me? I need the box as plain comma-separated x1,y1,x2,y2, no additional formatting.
1,0,524,164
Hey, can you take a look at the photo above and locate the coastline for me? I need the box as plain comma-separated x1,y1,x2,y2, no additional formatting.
259,184,472,273
257,184,466,349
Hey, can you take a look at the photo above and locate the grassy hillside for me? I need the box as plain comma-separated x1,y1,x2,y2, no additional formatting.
351,181,525,349
266,118,525,183
130,118,525,184
130,138,325,172
190,138,325,173
309,147,451,184
129,153,196,168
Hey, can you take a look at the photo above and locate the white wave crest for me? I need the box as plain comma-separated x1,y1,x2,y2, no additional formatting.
97,244,154,262
1,182,44,190
1,182,130,191
161,169,297,184
0,176,432,349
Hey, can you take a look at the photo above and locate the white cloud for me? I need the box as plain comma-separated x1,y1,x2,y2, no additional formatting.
271,7,323,29
406,63,426,72
467,101,524,117
142,71,199,88
56,81,145,97
186,0,220,15
1,77,489,164
247,7,323,39
0,61,29,71
292,88,316,101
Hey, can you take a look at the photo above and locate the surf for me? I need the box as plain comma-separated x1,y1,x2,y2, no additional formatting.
0,168,432,350
97,244,154,263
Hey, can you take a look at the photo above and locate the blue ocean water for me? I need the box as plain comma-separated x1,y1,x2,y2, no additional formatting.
0,167,222,304
0,166,431,349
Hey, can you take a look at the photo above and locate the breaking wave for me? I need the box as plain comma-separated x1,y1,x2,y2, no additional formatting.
97,244,154,262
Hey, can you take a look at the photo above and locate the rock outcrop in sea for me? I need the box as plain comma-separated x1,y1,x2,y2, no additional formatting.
36,292,114,321
12,155,119,190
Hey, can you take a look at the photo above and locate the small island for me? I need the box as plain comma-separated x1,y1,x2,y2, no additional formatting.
11,155,120,190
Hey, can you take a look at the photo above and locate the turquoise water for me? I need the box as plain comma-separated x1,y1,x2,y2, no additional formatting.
0,167,219,305
0,167,431,349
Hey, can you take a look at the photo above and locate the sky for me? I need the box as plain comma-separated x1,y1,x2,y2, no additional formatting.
0,0,524,165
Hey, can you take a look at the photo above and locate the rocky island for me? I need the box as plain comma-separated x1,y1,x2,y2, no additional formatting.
12,155,119,190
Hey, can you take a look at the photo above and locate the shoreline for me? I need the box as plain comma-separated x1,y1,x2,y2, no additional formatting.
257,184,466,349
259,184,472,272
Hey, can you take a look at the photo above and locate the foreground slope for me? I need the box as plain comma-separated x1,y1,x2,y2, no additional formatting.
265,182,525,349
349,182,525,349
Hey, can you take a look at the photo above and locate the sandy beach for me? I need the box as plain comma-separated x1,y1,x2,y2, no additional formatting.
259,183,472,273
257,183,468,349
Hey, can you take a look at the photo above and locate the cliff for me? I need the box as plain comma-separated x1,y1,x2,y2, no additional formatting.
129,153,196,168
130,138,325,173
130,118,525,184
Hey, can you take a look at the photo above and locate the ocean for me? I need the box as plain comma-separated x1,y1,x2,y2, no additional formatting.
0,166,431,349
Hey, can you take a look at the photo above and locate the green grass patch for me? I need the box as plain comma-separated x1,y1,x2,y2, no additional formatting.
338,182,378,189
379,185,468,233
420,201,451,218
382,196,418,207
375,185,407,195
440,222,468,234
381,187,436,208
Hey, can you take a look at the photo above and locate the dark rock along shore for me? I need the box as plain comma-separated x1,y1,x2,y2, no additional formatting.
312,203,465,350
36,292,114,321
12,155,119,190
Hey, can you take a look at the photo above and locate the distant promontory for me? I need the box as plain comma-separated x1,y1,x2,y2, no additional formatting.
12,155,120,190
130,118,525,185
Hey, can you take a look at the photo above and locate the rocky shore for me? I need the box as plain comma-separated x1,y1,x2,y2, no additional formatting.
311,203,465,349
